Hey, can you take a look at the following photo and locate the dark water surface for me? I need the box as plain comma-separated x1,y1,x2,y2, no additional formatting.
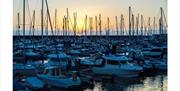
50,73,167,91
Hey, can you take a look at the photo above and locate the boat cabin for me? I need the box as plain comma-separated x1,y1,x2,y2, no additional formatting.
43,66,67,76
102,55,133,65
47,53,70,61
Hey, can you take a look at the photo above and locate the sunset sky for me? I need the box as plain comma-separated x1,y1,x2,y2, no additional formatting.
13,0,167,35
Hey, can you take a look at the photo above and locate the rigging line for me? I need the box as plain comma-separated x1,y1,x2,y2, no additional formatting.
26,0,33,35
81,16,86,35
45,0,54,35
68,15,75,35
162,10,168,27
44,0,60,60
44,10,48,35
16,13,21,36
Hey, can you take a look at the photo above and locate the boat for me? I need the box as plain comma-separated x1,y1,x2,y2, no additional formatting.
44,53,75,68
142,47,163,58
143,58,167,71
37,66,81,88
13,63,38,76
26,77,45,90
92,54,143,77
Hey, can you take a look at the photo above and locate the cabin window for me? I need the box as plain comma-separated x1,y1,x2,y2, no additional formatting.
51,69,55,76
119,61,127,64
56,68,59,76
107,60,119,65
151,49,161,52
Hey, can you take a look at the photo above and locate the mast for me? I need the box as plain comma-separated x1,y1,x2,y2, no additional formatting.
122,15,125,35
46,10,48,35
84,15,87,36
120,14,124,36
62,17,65,36
95,16,98,36
64,16,67,36
148,17,151,35
89,17,93,35
73,12,77,36
153,17,155,35
115,16,118,35
32,10,35,36
41,0,44,39
106,17,110,36
23,0,25,37
160,7,163,34
55,8,57,35
45,0,54,36
17,12,20,36
66,8,69,36
129,6,131,36
155,24,158,34
136,14,139,35
132,14,134,36
140,15,143,36
99,14,102,36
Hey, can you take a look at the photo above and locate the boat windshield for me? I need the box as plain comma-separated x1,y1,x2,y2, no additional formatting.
151,49,161,52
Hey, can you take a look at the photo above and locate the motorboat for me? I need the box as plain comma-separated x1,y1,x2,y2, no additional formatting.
142,47,163,58
13,63,38,76
44,53,75,67
143,58,167,71
92,54,143,77
37,66,81,88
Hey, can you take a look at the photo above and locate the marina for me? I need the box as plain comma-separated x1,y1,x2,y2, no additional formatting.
13,35,167,91
13,0,167,91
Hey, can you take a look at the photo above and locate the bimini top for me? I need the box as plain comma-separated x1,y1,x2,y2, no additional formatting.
103,55,132,62
48,53,70,59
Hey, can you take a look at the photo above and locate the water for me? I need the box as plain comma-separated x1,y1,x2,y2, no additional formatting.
50,73,167,91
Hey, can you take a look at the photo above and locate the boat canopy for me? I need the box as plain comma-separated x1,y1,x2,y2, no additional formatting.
69,50,81,54
48,53,70,59
103,55,132,62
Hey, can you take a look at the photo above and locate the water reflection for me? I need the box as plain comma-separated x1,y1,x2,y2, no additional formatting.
51,73,167,91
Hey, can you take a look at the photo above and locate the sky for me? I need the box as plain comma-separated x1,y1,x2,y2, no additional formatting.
13,0,167,35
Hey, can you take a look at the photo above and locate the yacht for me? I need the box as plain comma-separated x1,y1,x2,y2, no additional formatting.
92,55,143,77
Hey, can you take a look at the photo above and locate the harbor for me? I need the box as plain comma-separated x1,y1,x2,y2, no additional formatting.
13,0,167,91
13,35,167,91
